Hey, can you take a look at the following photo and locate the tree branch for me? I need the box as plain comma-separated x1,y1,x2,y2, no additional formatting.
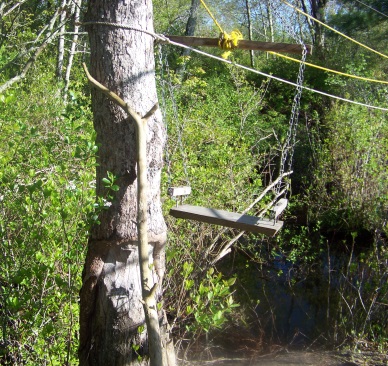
205,170,293,257
82,62,144,125
82,63,164,366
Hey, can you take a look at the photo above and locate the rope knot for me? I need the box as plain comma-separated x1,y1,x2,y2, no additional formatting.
218,30,243,50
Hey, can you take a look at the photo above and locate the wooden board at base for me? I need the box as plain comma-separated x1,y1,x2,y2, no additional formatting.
169,205,283,236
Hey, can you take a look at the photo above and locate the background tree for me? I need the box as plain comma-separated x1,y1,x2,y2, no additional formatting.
301,0,328,51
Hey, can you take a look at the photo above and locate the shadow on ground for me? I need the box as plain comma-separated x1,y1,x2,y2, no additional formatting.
184,350,388,366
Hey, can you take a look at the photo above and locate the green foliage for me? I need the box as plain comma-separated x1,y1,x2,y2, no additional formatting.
160,57,279,211
165,234,241,349
184,266,238,334
276,221,325,267
306,104,388,234
327,235,388,348
0,1,59,82
0,67,95,364
1,0,387,360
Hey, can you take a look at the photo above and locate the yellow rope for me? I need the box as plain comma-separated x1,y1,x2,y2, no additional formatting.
282,0,388,60
199,0,224,33
167,38,388,111
218,30,243,49
269,51,388,84
199,0,243,58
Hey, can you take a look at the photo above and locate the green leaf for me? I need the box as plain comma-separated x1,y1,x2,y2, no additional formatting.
227,277,237,286
111,184,120,191
35,251,44,262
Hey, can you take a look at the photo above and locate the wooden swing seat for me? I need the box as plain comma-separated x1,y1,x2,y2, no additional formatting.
169,204,283,237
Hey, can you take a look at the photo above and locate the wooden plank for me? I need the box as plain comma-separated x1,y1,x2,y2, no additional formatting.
168,186,192,197
169,205,283,236
166,36,313,55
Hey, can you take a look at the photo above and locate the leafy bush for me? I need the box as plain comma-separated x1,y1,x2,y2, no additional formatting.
306,103,387,234
0,74,95,364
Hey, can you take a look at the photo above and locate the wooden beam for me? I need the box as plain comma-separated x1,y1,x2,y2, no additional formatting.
169,205,283,236
168,186,192,197
166,36,312,55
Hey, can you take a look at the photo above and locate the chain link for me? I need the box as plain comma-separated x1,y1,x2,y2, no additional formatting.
157,45,172,189
287,45,307,172
275,44,306,195
269,1,307,195
157,45,190,188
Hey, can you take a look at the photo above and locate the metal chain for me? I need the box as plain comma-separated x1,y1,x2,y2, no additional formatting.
157,45,190,188
267,1,307,195
287,45,307,172
157,44,172,189
275,44,306,195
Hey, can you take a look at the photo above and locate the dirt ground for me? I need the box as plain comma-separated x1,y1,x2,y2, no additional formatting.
184,350,388,366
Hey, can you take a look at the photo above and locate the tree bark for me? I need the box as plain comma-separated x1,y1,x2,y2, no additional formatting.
266,0,274,43
64,0,81,95
56,0,68,79
79,0,173,365
181,0,200,60
185,0,200,37
302,0,327,55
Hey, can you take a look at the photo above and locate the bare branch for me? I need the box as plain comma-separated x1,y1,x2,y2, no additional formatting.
1,0,28,19
210,186,288,265
82,61,164,366
143,103,159,120
0,8,61,93
205,170,293,257
82,62,144,127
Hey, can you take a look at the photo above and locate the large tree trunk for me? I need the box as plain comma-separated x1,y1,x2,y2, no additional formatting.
79,0,173,364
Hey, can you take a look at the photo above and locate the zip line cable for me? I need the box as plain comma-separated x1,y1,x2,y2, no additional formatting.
77,21,388,111
165,38,388,112
353,0,388,18
281,0,388,60
269,51,388,84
